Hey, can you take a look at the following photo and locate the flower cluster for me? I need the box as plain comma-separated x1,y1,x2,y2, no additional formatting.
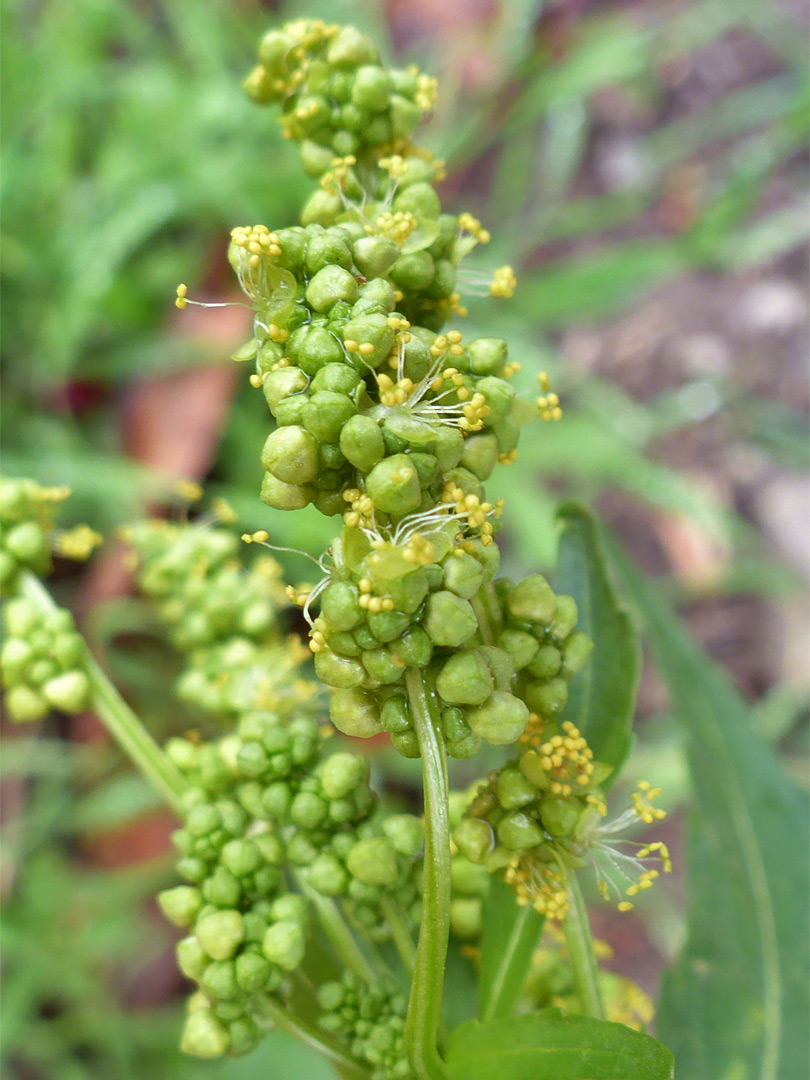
125,517,310,718
318,972,410,1080
454,720,671,918
0,477,100,597
1,597,89,721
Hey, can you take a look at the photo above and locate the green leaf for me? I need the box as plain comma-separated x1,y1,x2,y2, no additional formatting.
554,505,640,775
609,540,810,1080
478,877,545,1020
446,1011,674,1080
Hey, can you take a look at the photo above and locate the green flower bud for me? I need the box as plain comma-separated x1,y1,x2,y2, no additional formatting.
431,425,465,471
262,366,308,412
450,897,482,939
181,1008,230,1059
176,935,208,980
260,422,320,485
327,26,378,68
300,138,335,177
436,649,493,706
339,414,386,471
540,795,584,838
5,685,47,723
479,645,515,691
524,677,568,715
442,551,486,599
391,730,421,757
290,791,328,830
221,839,262,878
347,836,398,886
496,766,537,810
465,691,529,745
227,1016,260,1057
307,853,349,895
394,182,441,220
459,433,499,481
390,625,433,667
196,910,245,961
476,376,515,426
351,64,391,110
6,521,48,564
507,575,557,625
158,885,202,928
321,751,369,798
341,313,394,368
353,236,400,278
380,695,411,734
315,647,365,688
362,647,405,685
330,687,382,738
186,803,220,837
263,919,305,970
270,893,310,928
497,811,544,852
453,817,494,863
202,867,242,909
4,598,40,637
365,454,422,516
235,950,272,994
301,188,342,227
368,610,411,643
1,637,33,680
424,591,477,648
258,28,292,70
561,630,593,676
550,595,579,641
200,959,239,1001
382,813,424,857
305,232,353,274
519,749,550,790
451,855,489,896
260,472,313,510
390,251,435,291
295,325,345,375
303,390,356,443
467,338,507,376
525,646,560,681
236,740,270,779
311,363,363,395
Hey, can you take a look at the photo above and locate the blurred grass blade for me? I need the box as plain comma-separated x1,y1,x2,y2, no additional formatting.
609,538,810,1080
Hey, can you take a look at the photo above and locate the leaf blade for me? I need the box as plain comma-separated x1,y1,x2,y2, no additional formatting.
609,539,810,1080
555,504,641,774
446,1011,674,1080
478,877,545,1020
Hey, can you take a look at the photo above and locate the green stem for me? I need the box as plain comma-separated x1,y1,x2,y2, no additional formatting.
19,572,186,815
404,668,450,1080
564,871,604,1019
381,895,417,975
295,875,378,983
258,996,369,1079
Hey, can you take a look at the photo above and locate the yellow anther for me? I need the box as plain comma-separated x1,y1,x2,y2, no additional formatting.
490,265,517,298
175,283,188,309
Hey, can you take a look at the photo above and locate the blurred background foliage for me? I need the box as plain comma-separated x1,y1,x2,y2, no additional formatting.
1,0,808,1077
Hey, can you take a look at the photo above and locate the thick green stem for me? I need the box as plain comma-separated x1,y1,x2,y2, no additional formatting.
20,572,186,815
471,582,502,647
404,668,450,1080
381,895,417,975
258,996,369,1079
295,875,378,983
564,870,604,1019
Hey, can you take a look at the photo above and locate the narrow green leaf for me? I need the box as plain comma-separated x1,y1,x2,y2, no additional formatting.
610,541,810,1080
446,1011,674,1080
478,877,545,1020
554,505,640,774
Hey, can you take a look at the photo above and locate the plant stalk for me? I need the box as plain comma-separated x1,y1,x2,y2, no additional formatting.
295,874,378,983
564,870,605,1019
403,668,450,1080
20,572,187,815
381,895,417,976
258,996,370,1078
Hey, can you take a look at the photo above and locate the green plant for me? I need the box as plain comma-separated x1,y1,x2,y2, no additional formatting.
2,16,807,1080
